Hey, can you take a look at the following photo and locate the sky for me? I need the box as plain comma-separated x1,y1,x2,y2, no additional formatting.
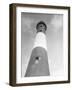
21,12,63,77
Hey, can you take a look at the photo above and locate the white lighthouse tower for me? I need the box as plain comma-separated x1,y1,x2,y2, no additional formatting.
25,21,50,77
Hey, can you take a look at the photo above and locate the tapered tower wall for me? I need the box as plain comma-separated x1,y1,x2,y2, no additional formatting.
25,47,50,77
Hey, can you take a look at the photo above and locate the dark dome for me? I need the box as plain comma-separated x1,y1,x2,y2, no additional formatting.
36,21,47,33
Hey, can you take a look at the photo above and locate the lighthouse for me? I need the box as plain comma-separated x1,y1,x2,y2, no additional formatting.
25,21,50,77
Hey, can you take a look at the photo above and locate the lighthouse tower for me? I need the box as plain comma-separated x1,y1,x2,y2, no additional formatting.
25,21,50,77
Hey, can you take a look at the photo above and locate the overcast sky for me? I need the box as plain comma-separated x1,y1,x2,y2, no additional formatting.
21,12,63,77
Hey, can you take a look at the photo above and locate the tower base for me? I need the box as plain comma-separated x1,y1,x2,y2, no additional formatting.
25,47,50,77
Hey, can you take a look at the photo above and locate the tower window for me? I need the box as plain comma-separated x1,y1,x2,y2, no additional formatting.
34,56,41,64
35,56,41,60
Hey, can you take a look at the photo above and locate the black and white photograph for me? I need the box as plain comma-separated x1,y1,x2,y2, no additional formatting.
9,4,70,86
21,13,63,77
